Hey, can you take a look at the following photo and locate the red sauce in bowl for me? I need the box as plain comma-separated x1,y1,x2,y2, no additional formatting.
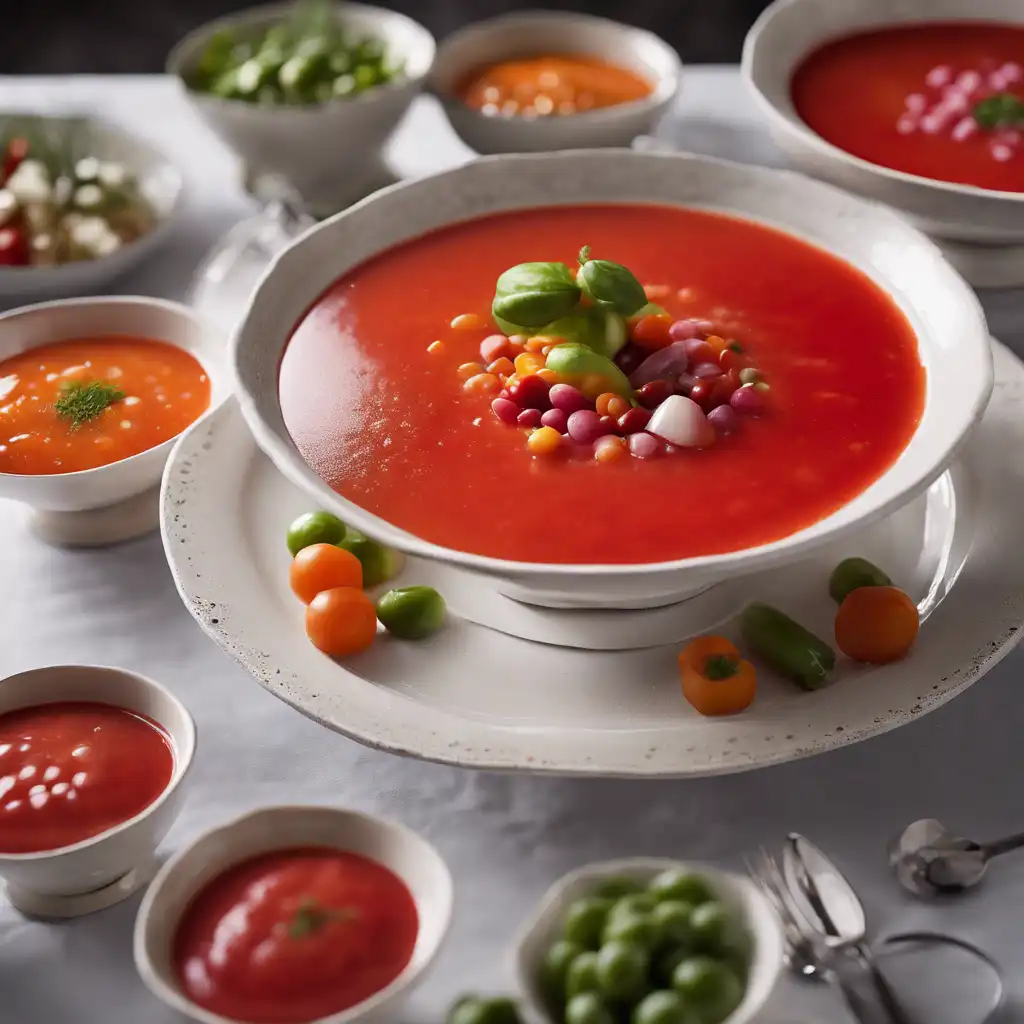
792,22,1024,192
0,701,174,853
279,204,925,565
174,848,419,1024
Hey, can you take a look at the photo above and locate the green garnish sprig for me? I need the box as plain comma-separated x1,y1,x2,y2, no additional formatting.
287,898,358,939
54,379,125,430
973,93,1024,130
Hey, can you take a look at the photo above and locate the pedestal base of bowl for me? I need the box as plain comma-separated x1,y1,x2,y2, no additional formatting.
936,238,1024,290
3,855,157,919
27,485,161,548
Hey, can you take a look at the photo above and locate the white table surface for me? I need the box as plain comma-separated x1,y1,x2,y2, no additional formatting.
1,70,1023,1024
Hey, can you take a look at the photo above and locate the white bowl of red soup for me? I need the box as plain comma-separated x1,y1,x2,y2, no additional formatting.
0,295,226,513
743,0,1024,244
0,664,195,903
429,11,681,154
231,149,991,610
134,805,453,1024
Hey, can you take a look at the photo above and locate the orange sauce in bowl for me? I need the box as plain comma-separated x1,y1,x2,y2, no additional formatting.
0,337,210,475
459,55,654,117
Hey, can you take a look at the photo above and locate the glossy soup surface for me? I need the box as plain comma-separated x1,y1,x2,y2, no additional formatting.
459,54,653,117
0,336,211,475
174,848,419,1024
279,205,925,565
0,701,174,853
792,22,1024,192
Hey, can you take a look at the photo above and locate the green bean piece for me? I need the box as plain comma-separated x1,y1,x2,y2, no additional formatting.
492,262,581,328
740,602,836,691
828,556,893,604
577,247,648,317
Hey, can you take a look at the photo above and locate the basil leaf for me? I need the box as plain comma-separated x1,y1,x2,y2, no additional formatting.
492,261,581,329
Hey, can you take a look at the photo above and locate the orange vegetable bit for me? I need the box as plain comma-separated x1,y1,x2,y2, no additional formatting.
643,283,671,301
630,314,673,351
457,361,485,380
305,587,379,656
705,334,728,355
527,426,562,455
606,395,630,419
290,544,363,604
480,334,513,364
463,372,500,393
426,340,445,355
487,356,516,377
536,368,561,385
451,312,485,330
514,352,545,376
678,635,757,716
594,435,627,463
834,586,919,663
525,335,555,353
595,392,617,417
507,335,528,355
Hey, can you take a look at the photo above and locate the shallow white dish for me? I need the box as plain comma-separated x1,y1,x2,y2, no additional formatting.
161,339,1024,775
134,805,453,1024
512,859,783,1024
0,116,183,302
231,149,992,610
168,1,436,214
0,664,195,917
742,0,1024,244
0,295,228,545
429,11,681,154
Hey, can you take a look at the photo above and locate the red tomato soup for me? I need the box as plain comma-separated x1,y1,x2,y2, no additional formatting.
174,848,419,1024
279,205,924,565
792,22,1024,192
0,336,211,475
0,702,174,854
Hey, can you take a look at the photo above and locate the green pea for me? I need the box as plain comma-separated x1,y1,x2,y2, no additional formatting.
596,940,650,1002
566,951,602,999
376,586,446,640
563,897,613,949
737,367,761,386
594,876,645,899
354,63,383,91
286,510,346,555
651,901,695,949
740,602,835,691
603,910,657,950
566,993,616,1024
492,262,581,329
449,997,521,1024
829,556,893,604
631,990,700,1024
542,940,586,1002
655,946,693,988
338,528,404,587
577,249,648,318
689,904,732,957
649,871,717,908
671,957,743,1024
611,893,658,919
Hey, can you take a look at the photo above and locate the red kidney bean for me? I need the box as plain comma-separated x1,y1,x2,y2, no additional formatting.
628,432,662,459
692,361,723,380
540,408,568,433
567,409,609,444
689,380,714,409
637,379,673,409
498,388,511,401
510,374,551,410
614,343,648,377
517,407,543,428
718,348,743,374
617,406,652,434
707,371,740,408
707,404,739,435
491,397,520,425
548,383,590,414
675,372,698,395
731,384,766,416
599,414,620,435
683,338,715,363
669,319,699,341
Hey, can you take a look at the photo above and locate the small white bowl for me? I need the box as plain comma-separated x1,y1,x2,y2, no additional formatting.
430,11,681,154
0,664,196,918
134,805,453,1024
168,1,436,213
742,0,1024,244
513,858,784,1024
0,115,184,302
0,295,227,544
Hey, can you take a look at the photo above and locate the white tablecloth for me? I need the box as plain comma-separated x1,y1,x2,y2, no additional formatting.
1,70,1023,1024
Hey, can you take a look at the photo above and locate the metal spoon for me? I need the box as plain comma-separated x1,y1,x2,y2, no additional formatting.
890,818,1024,895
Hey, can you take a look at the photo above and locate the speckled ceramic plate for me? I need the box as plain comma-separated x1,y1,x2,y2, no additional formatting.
160,341,1024,777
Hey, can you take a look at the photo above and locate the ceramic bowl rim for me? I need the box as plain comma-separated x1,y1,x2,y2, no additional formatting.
132,804,455,1024
231,148,993,580
0,663,196,862
741,0,1024,204
0,294,227,485
428,9,682,126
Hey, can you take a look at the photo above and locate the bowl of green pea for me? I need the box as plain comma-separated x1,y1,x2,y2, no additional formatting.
167,0,435,213
513,859,784,1024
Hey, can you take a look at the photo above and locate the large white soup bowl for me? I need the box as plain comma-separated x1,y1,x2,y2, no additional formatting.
231,150,992,610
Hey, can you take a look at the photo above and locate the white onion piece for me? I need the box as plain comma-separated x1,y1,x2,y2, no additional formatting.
646,394,714,448
628,341,690,388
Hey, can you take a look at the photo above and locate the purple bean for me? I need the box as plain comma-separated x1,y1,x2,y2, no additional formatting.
692,361,724,380
629,432,662,459
707,404,739,435
517,407,543,428
675,372,698,395
540,407,569,433
730,384,766,416
628,341,690,388
668,319,699,341
549,383,590,414
491,398,520,425
614,342,648,377
567,409,609,445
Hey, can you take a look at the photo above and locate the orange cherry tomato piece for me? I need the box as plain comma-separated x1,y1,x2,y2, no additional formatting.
290,544,363,604
305,587,378,656
678,635,757,716
834,586,919,664
630,314,673,351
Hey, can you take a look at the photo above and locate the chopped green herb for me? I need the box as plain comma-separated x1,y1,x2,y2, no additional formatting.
973,93,1024,130
727,340,744,353
703,654,740,680
54,379,125,430
287,898,357,939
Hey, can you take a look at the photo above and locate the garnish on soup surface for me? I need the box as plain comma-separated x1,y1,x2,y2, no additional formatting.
459,55,653,117
0,701,173,853
0,337,210,475
791,22,1024,191
279,205,924,565
173,848,418,1024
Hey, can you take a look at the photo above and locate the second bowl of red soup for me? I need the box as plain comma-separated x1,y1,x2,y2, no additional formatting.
232,149,991,609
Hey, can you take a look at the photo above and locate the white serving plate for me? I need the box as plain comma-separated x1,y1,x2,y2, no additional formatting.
160,340,1024,777
230,150,991,610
